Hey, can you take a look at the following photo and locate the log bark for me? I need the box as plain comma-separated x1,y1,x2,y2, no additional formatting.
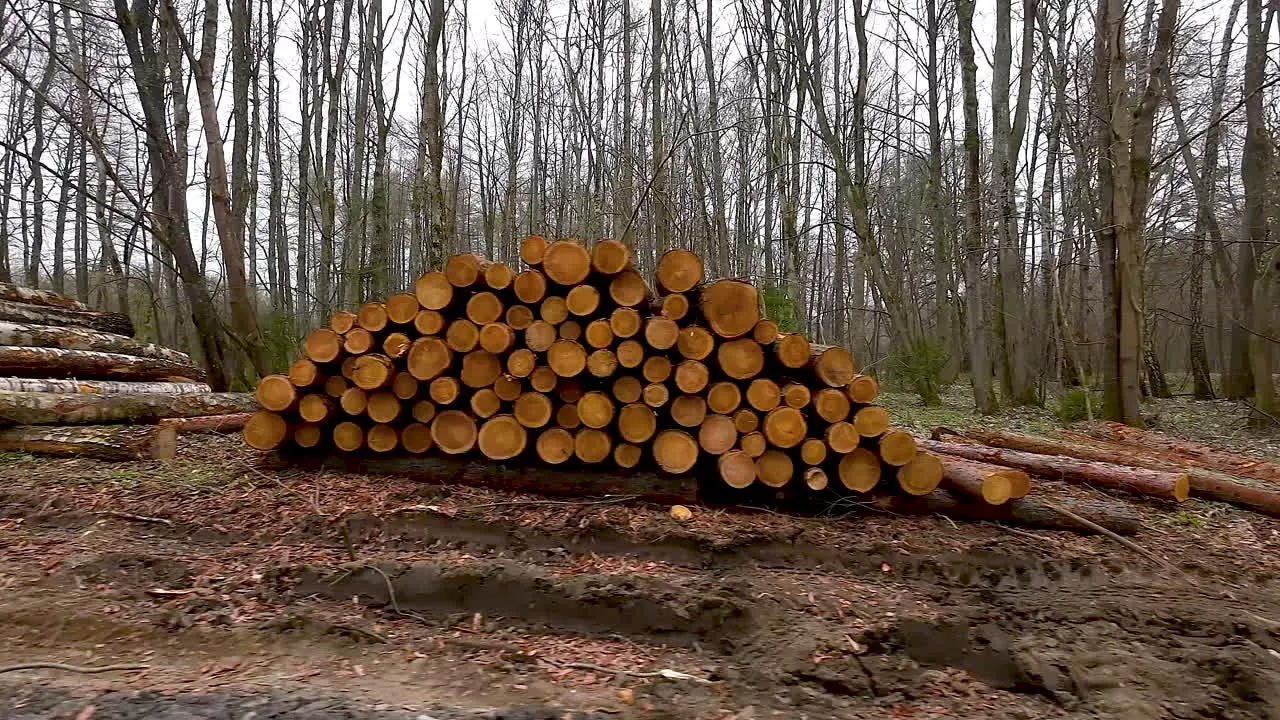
0,346,205,382
0,299,134,336
0,321,192,365
918,438,1190,502
0,391,254,426
156,413,253,433
270,448,699,504
1069,422,1280,484
0,378,211,395
0,282,91,310
0,423,174,460
876,489,1142,535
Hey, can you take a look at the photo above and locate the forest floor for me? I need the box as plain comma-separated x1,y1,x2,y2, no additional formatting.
1,391,1279,719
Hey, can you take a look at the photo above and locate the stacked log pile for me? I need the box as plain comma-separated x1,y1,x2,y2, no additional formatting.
250,238,951,503
0,283,254,460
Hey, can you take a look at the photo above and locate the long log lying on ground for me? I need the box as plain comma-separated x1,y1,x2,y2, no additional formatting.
917,438,1190,502
0,346,205,382
0,282,92,311
0,321,192,364
875,489,1142,535
0,391,253,425
149,414,253,458
0,424,173,460
0,299,134,336
946,427,1280,516
0,378,211,394
267,450,699,505
1068,421,1280,484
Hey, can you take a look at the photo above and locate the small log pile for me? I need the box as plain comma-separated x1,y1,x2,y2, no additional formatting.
0,283,254,460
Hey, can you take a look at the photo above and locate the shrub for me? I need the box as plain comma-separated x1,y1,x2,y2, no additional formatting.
1055,387,1101,424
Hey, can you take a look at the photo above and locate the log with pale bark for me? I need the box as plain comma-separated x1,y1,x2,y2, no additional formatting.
0,424,175,460
0,321,192,365
0,299,134,336
0,378,211,394
0,282,93,311
0,346,205,382
0,391,254,426
918,438,1190,502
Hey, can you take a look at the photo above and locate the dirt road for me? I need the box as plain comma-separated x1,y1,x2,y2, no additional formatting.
1,436,1278,719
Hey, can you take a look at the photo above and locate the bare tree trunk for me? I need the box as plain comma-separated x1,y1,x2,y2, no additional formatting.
422,0,450,267
27,6,58,289
649,0,669,253
1241,0,1276,425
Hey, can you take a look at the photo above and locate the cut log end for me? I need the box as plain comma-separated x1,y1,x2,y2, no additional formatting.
585,319,614,349
782,383,812,410
467,292,504,325
644,317,680,351
461,351,503,389
839,448,881,492
566,285,601,317
514,392,553,428
718,338,765,381
613,442,643,468
763,406,807,449
574,428,612,463
733,408,759,434
304,329,342,363
814,388,851,423
701,280,760,338
706,382,742,414
746,378,781,412
653,429,699,473
853,406,891,437
846,374,880,404
431,410,478,454
244,411,289,450
548,340,588,377
536,428,575,464
357,302,388,332
677,326,715,361
514,270,548,304
719,450,757,488
541,296,569,325
386,293,421,324
897,452,943,496
591,239,632,275
367,424,399,453
256,374,297,412
619,403,658,443
415,271,454,309
774,333,811,369
543,240,592,286
804,467,829,491
811,345,856,387
609,270,652,308
697,414,738,455
484,262,515,290
446,319,480,353
675,360,710,394
756,450,794,488
408,337,452,381
520,234,549,266
656,249,704,294
478,415,528,460
800,438,827,466
401,423,434,454
610,307,642,339
333,421,364,452
670,394,707,428
879,431,918,466
445,253,486,288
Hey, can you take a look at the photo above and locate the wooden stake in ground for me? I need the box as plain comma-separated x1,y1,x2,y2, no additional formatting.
719,450,757,488
478,415,528,460
655,249,704,294
700,280,760,338
756,450,794,488
542,240,592,285
838,448,881,492
432,410,478,454
896,452,943,495
653,429,699,473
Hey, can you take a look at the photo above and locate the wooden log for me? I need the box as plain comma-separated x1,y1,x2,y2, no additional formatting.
612,375,643,404
653,429,699,473
387,371,418,400
494,374,523,401
675,360,709,394
0,378,211,395
407,337,452,381
813,388,850,423
846,374,880,404
591,239,631,275
642,382,670,408
331,310,357,333
529,367,558,393
0,282,91,310
513,392,553,428
543,241,592,285
520,234,549,267
918,438,1191,502
670,394,707,427
305,328,343,363
642,356,672,383
644,317,679,350
461,350,502,388
800,438,827,465
514,270,548,304
367,424,399,453
340,387,368,415
676,326,715,361
772,333,811,369
614,443,642,469
524,320,557,352
700,280,760,338
574,428,612,463
548,340,587,377
0,423,174,460
838,448,881,492
825,421,860,453
756,449,793,488
719,450,757,488
243,412,289,451
340,356,359,381
585,319,614,349
566,285,600,316
484,262,515,290
853,406,890,437
739,431,766,458
0,299,133,336
897,452,943,495
507,348,536,378
706,381,741,414
733,408,759,433
697,413,737,455
324,376,348,398
805,467,829,491
414,309,446,335
879,431,918,466
255,374,297,411
432,410,478,454
717,338,764,380
411,400,437,424
276,447,699,504
809,345,856,387
578,391,616,429
414,271,454,309
429,377,461,405
288,359,320,387
333,421,364,451
752,319,780,345
478,415,528,460
559,318,583,341
298,394,336,423
609,270,653,307
401,423,434,453
763,407,807,449
446,319,480,352
782,383,811,409
609,307,642,338
616,339,645,369
876,490,1142,535
587,349,618,378
505,305,534,330
466,292,504,325
0,320,192,364
357,302,388,332
937,455,1020,505
0,346,204,383
366,391,402,423
293,423,323,448
352,354,394,390
445,253,488,288
540,296,569,325
619,403,658,443
1070,421,1280,483
536,427,575,463
157,412,252,435
746,378,781,412
657,293,690,321
385,293,421,324
344,328,375,355
655,249,704,294
478,323,515,354
555,402,581,429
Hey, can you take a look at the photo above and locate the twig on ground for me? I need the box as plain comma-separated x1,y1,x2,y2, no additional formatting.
1044,500,1192,580
363,564,402,616
328,623,389,644
548,660,712,683
102,511,173,526
0,662,149,675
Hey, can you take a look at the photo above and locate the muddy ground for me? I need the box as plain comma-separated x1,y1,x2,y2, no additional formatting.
1,434,1279,719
